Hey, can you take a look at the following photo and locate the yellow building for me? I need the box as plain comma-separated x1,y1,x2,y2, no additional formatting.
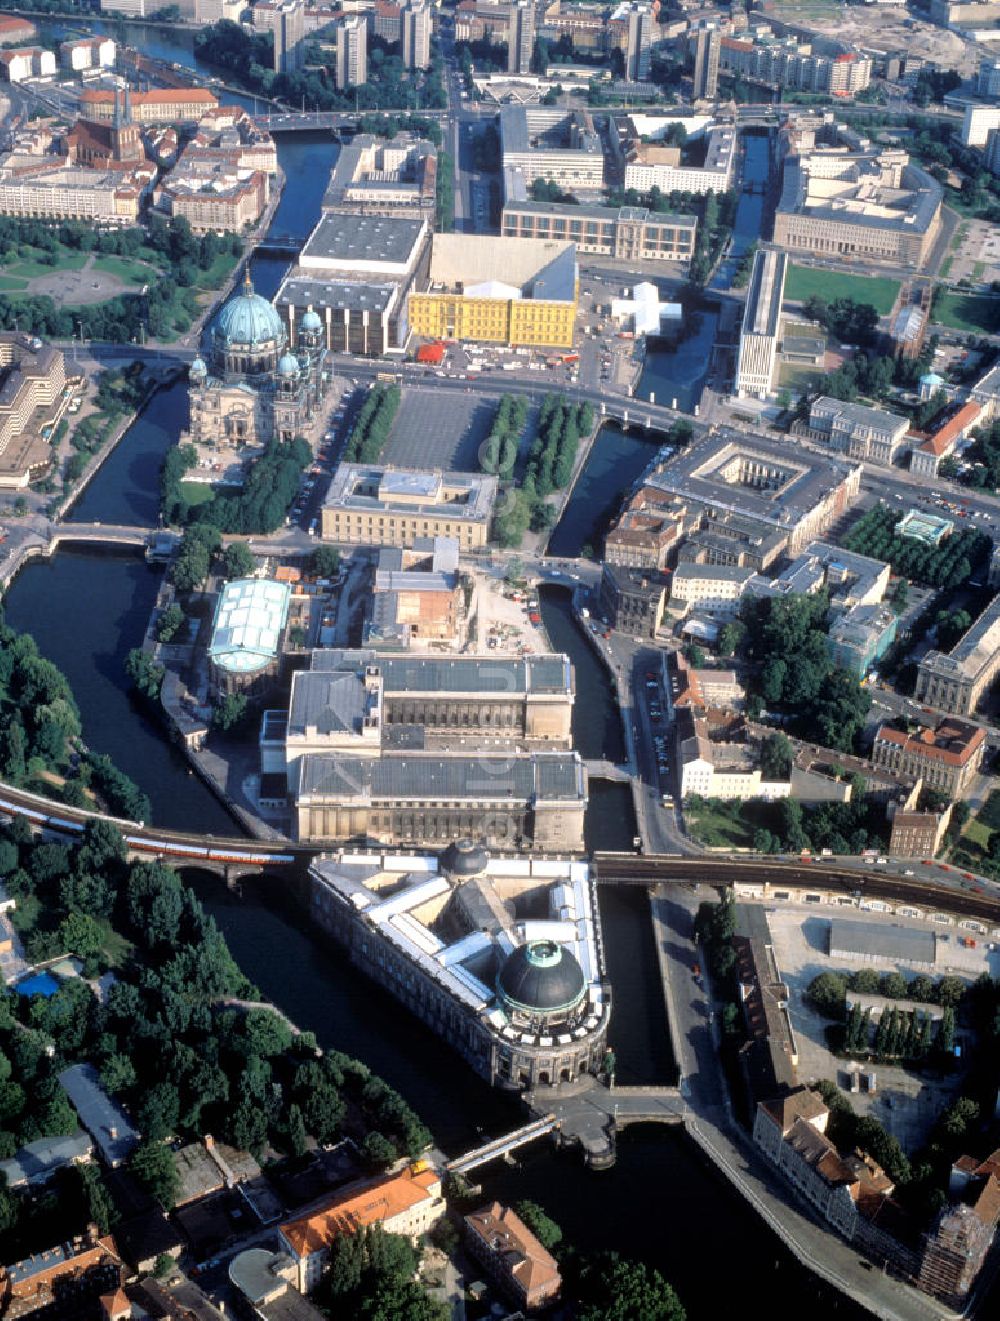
409,234,577,349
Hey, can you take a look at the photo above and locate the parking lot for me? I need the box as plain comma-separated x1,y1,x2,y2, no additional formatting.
380,388,499,472
765,906,972,1150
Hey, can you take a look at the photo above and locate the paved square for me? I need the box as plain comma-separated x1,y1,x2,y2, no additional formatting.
381,388,498,472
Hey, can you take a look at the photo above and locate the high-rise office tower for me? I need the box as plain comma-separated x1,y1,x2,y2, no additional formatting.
691,26,720,101
506,0,534,75
401,0,432,71
335,14,368,88
616,2,652,82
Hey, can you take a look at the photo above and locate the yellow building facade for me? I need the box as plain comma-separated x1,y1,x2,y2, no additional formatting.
409,288,577,348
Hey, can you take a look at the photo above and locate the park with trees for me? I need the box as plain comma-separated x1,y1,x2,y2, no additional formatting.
493,395,595,547
345,383,403,466
844,504,988,589
162,437,312,533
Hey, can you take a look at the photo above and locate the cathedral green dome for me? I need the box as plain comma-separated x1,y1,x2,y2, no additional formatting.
300,307,323,333
212,272,286,352
277,352,300,377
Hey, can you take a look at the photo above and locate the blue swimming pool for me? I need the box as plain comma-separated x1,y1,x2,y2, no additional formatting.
16,971,60,998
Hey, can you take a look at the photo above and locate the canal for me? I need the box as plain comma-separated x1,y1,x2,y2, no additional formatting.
546,425,661,561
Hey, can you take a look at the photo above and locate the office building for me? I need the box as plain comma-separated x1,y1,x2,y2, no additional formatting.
322,134,436,218
915,594,1000,716
806,397,910,465
309,842,609,1089
978,57,1000,98
400,0,431,69
228,1250,326,1321
280,1166,444,1291
321,464,496,549
745,541,890,612
502,196,697,264
464,1204,562,1311
623,125,735,195
826,604,897,678
773,148,942,268
0,333,67,490
599,563,668,637
334,14,367,88
910,401,982,478
872,718,986,799
254,0,304,72
670,563,755,617
645,431,862,555
410,233,578,348
690,26,720,100
500,105,605,190
735,248,787,399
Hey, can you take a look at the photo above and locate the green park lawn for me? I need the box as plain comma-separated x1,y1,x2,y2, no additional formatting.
784,264,900,316
195,251,239,289
932,292,1000,335
92,254,160,284
0,275,28,291
178,481,217,508
685,800,757,849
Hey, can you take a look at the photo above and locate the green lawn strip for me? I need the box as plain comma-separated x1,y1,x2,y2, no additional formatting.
784,264,899,315
93,254,160,283
0,275,28,291
6,249,88,279
195,251,239,289
178,480,217,507
932,292,1000,335
975,789,1000,832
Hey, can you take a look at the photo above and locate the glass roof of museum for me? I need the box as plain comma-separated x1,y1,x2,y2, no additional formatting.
208,578,291,674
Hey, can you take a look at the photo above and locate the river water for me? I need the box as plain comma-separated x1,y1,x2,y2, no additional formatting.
0,120,871,1316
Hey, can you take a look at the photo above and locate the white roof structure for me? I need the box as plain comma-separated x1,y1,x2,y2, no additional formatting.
611,282,681,337
209,578,292,675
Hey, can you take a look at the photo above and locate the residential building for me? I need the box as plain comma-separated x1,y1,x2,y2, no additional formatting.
961,103,1000,148
604,493,685,569
888,805,952,859
806,397,910,465
773,149,942,268
0,333,67,490
501,196,697,264
678,709,790,801
720,36,871,98
0,162,146,223
872,718,986,798
977,57,1000,98
409,234,578,349
0,1131,93,1189
599,562,668,637
322,135,436,218
622,125,735,195
254,0,304,72
334,14,367,88
669,562,754,617
79,87,220,124
280,1166,445,1291
464,1203,562,1310
229,1250,326,1321
611,1,651,82
2,1232,122,1321
752,1090,861,1238
506,0,534,74
57,1065,138,1167
915,594,1000,716
746,541,890,612
0,16,36,45
186,105,279,175
157,161,269,232
644,431,862,555
0,47,55,82
827,604,897,677
400,0,431,70
309,843,609,1090
910,402,982,478
59,36,116,70
500,105,604,191
320,465,496,549
671,651,744,712
735,248,787,399
735,905,798,1105
690,26,720,100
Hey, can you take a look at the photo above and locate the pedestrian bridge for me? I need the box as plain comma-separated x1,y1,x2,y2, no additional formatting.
445,1113,559,1177
584,760,632,783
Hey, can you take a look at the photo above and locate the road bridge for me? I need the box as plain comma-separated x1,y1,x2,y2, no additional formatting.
583,760,632,783
445,1114,558,1176
49,524,171,550
523,1077,684,1167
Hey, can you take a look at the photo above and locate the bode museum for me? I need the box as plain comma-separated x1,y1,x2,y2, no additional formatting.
309,840,611,1091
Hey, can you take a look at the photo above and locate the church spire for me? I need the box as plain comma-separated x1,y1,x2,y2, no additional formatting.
243,268,254,297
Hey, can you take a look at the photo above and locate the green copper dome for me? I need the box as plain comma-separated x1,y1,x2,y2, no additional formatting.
300,307,323,333
212,271,286,352
497,940,586,1016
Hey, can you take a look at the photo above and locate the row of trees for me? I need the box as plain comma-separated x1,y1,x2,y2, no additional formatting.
479,394,527,480
345,383,402,465
802,295,879,348
840,1002,951,1063
808,969,968,1017
844,504,988,590
526,395,594,496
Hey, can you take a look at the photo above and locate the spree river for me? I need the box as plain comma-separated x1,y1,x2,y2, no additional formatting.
0,124,870,1316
